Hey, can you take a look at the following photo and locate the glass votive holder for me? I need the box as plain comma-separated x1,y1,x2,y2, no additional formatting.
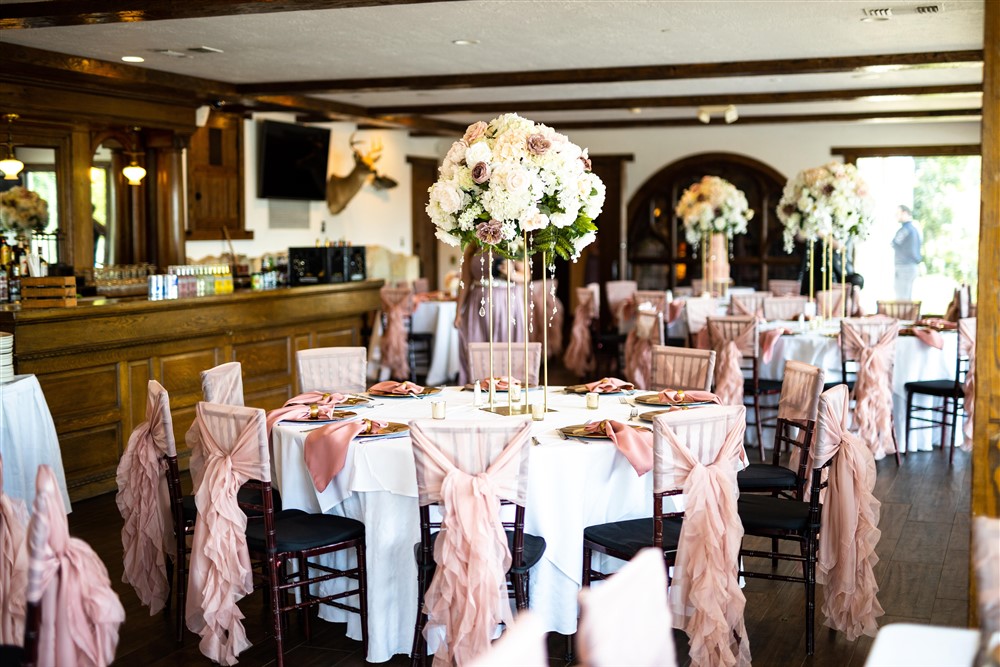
531,403,545,421
431,400,446,420
510,384,522,403
586,392,600,410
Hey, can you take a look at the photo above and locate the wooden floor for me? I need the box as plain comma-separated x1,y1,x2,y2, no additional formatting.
68,407,972,666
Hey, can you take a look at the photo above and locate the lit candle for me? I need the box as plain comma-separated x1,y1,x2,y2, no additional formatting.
431,400,446,420
473,380,482,406
586,392,600,410
510,383,522,403
531,403,545,421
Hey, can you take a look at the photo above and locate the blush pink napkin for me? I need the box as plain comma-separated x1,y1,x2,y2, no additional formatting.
666,300,685,325
283,391,347,406
115,381,175,617
959,319,976,450
585,420,654,476
584,377,635,393
369,380,424,395
0,456,28,646
842,323,898,459
656,389,722,405
304,419,387,491
564,293,596,377
814,385,884,640
381,289,412,380
731,298,762,319
661,413,751,667
265,403,340,439
479,376,520,391
760,327,791,364
31,465,126,667
911,327,944,349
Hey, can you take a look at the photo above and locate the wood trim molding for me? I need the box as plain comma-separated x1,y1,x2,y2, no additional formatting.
832,144,982,164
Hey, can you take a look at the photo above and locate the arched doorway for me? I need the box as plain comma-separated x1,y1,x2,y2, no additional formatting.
626,152,800,290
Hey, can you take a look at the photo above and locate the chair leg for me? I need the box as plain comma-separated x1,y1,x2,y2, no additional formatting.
806,536,817,656
949,396,961,465
581,546,592,587
299,556,311,640
356,542,369,659
753,393,765,462
411,565,428,667
269,555,285,667
176,537,188,643
511,572,527,611
904,391,913,455
891,420,901,466
771,538,779,570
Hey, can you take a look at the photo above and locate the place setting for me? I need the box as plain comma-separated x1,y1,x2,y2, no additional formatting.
366,380,441,398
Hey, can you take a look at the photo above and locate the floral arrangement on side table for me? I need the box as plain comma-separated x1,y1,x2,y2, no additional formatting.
674,175,753,245
0,186,49,235
426,113,605,260
777,161,873,252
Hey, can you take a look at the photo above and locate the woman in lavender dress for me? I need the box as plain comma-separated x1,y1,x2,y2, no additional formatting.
454,242,526,384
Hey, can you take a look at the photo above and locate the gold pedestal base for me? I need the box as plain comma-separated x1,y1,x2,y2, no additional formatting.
481,405,558,416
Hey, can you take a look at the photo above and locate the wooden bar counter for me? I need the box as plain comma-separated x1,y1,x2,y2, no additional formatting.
0,280,383,501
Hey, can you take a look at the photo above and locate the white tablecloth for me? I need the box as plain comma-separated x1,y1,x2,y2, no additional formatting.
758,321,959,454
271,387,654,662
864,623,980,667
0,374,72,511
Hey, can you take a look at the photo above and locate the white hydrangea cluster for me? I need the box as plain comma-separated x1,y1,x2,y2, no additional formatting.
673,175,753,246
426,113,605,260
777,161,874,253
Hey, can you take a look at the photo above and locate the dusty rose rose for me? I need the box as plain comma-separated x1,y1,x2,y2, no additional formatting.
526,133,551,155
463,121,488,144
579,154,592,171
521,209,550,232
475,219,504,245
471,161,491,184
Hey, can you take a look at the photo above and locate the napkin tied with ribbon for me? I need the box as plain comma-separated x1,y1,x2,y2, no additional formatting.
266,403,339,438
283,391,347,407
369,380,424,395
584,420,654,476
304,419,388,491
656,389,722,405
584,377,635,393
479,376,520,392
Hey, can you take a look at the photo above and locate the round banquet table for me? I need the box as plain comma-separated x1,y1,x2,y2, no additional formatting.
758,321,960,454
271,386,661,663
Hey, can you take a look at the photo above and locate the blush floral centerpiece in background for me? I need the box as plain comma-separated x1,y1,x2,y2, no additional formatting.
777,161,873,315
426,113,605,412
674,175,753,296
0,185,49,239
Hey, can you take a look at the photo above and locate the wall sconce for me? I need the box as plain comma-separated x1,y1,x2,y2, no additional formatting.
0,114,25,181
695,105,740,125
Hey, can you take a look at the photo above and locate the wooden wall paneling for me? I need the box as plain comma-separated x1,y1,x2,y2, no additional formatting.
157,348,221,399
315,321,361,348
232,333,293,406
58,424,122,498
36,364,121,433
127,359,151,437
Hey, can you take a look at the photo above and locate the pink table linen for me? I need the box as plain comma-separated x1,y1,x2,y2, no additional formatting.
304,419,389,491
584,420,654,476
0,456,29,646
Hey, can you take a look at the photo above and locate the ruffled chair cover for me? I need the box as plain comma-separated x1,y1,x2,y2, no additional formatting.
763,296,809,321
649,345,716,392
467,342,542,386
29,465,125,667
188,362,246,491
605,280,638,332
0,456,29,646
115,380,176,616
813,385,884,640
624,310,663,390
577,548,677,667
185,402,270,666
729,291,771,318
529,278,564,357
959,317,976,450
380,286,414,381
707,317,757,406
653,405,751,667
684,298,719,350
972,516,999,652
840,319,899,459
296,346,368,393
563,287,597,377
409,419,532,667
468,612,548,667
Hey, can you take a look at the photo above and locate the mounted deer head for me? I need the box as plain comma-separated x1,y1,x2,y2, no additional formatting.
325,134,398,215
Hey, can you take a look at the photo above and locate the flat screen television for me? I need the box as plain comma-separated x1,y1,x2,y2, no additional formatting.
257,120,330,201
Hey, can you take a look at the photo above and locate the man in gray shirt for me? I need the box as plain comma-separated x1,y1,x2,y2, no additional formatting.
891,204,922,300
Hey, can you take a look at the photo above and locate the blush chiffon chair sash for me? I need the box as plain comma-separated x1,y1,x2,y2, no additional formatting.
380,287,414,381
409,420,533,667
624,311,661,390
185,403,269,666
0,456,29,646
841,321,899,458
115,380,176,616
29,465,125,667
959,318,976,450
708,319,755,406
813,385,884,640
563,288,597,377
188,362,245,494
655,408,751,667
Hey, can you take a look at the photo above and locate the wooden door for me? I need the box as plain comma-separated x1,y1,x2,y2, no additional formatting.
409,157,438,289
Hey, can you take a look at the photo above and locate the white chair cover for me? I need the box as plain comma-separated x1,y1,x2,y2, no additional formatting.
116,380,176,616
729,291,771,318
817,287,847,318
649,345,716,392
605,280,638,331
577,547,676,667
29,465,125,667
409,419,532,667
468,612,548,667
296,346,367,393
467,342,542,386
0,455,29,646
185,402,270,666
188,361,246,490
767,279,801,297
653,405,751,667
763,296,809,321
684,298,719,349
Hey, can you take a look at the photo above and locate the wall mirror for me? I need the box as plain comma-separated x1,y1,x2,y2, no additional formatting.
0,145,60,263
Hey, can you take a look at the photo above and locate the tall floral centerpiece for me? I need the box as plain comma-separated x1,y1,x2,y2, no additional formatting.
427,113,606,413
674,175,753,296
777,161,873,317
0,186,49,242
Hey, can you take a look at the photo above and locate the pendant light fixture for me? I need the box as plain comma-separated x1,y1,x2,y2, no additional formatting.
122,126,146,186
0,114,25,181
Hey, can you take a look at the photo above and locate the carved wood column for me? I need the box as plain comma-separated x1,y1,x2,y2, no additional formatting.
149,131,187,269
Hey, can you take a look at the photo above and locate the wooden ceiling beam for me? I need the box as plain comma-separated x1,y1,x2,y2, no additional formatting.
250,94,463,135
0,0,452,30
238,50,985,95
368,83,984,116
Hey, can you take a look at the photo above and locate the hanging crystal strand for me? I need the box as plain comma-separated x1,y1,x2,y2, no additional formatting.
457,250,465,291
527,240,535,335
549,262,558,324
729,236,734,261
478,252,487,317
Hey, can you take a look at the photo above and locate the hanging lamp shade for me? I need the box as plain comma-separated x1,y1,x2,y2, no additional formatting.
1,113,23,180
122,161,146,186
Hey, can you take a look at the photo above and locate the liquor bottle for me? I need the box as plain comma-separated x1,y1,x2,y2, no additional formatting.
8,264,20,303
36,246,48,277
0,238,11,270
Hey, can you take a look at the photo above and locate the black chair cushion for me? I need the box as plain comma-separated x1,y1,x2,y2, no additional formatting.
904,379,962,397
738,495,818,533
0,645,25,666
824,379,855,391
182,494,197,523
583,517,682,560
246,510,364,553
746,378,783,394
181,485,283,523
415,530,546,573
737,463,799,492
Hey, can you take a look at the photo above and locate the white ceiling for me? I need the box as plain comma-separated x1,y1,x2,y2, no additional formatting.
0,0,986,128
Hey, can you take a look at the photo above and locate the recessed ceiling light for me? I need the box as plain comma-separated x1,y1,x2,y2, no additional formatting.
121,56,144,63
628,107,642,114
452,39,479,46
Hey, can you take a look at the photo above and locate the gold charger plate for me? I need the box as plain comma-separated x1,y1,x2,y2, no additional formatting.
559,423,650,440
634,393,715,407
368,386,441,398
283,410,357,424
336,396,373,408
357,422,409,438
